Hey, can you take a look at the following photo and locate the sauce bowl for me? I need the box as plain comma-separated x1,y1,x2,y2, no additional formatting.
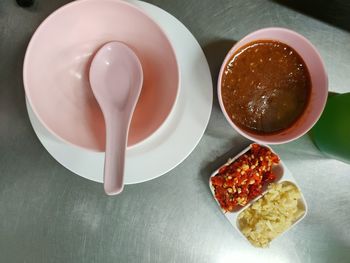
218,27,328,144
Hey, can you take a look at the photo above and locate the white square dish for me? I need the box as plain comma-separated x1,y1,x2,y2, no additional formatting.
209,144,308,247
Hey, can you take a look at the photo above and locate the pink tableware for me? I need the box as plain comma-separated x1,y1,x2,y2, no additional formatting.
23,0,179,151
89,41,143,195
218,27,328,144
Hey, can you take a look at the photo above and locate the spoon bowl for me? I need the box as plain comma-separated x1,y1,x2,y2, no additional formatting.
89,41,143,195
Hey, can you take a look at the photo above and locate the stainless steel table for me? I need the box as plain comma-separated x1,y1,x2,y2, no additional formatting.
1,1,350,262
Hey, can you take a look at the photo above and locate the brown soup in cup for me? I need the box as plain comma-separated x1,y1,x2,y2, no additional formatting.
221,39,311,135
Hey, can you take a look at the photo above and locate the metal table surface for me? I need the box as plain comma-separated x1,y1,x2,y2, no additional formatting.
1,0,350,262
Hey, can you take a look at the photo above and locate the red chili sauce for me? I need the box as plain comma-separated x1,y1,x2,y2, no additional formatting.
211,144,280,212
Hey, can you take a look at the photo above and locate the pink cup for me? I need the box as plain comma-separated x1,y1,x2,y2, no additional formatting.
218,27,328,144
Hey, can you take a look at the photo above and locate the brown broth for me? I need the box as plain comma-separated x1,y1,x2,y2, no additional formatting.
221,40,311,134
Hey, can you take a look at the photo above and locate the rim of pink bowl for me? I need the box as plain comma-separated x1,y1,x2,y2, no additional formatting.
23,0,181,152
217,27,329,145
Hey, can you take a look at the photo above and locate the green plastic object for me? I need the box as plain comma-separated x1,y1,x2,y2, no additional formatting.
311,93,350,164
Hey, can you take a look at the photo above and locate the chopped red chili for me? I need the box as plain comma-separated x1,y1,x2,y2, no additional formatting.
211,144,280,212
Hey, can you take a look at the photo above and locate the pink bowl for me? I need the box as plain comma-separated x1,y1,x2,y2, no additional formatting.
23,0,180,152
218,27,328,144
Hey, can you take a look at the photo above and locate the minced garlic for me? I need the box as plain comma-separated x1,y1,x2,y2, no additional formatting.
238,182,305,248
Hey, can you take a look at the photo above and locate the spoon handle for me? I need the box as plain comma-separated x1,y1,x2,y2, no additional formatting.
103,114,128,195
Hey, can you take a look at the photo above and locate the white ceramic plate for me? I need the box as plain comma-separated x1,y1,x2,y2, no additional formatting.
26,0,213,184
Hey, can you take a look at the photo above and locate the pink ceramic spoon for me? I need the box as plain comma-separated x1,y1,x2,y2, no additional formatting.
89,42,143,195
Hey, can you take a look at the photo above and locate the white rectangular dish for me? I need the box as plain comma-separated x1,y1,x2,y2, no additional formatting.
209,144,308,247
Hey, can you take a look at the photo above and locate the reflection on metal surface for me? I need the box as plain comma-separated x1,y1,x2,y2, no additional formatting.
1,0,350,262
216,250,288,263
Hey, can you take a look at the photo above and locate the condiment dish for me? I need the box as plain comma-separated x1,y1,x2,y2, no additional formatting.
218,27,328,144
